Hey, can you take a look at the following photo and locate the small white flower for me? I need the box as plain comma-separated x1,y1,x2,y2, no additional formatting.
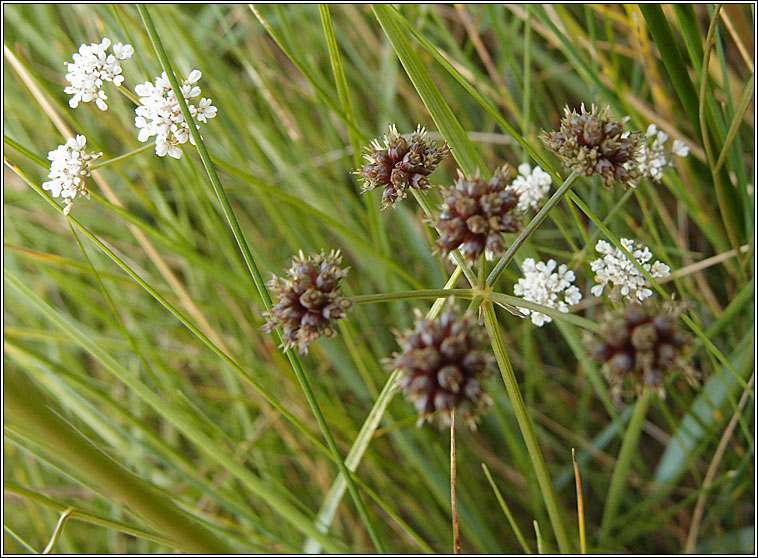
634,123,689,182
133,70,217,159
589,238,670,301
513,258,583,327
41,135,102,215
508,163,552,212
63,38,133,111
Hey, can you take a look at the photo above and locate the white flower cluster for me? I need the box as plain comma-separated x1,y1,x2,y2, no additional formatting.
42,135,102,215
635,124,690,182
508,163,552,212
64,38,134,111
514,258,582,327
134,70,217,159
590,238,670,301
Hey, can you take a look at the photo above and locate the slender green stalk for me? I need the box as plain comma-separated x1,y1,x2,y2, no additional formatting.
482,302,571,553
482,463,532,554
90,144,155,170
599,390,654,544
488,292,600,332
697,6,741,257
352,289,475,305
487,170,580,286
303,266,463,554
138,6,384,551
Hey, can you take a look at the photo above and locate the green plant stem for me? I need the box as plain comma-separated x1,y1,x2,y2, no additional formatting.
482,301,571,553
482,463,533,554
697,5,741,258
138,6,384,551
352,288,475,305
599,390,654,544
411,189,477,286
488,292,600,332
90,144,155,169
4,373,235,554
487,170,580,286
303,265,463,553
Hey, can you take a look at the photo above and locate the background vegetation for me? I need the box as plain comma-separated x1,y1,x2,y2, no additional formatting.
3,4,754,554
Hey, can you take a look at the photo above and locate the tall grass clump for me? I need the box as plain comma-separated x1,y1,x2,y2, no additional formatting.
3,4,754,555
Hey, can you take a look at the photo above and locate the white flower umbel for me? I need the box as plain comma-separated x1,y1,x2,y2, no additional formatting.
134,70,217,159
508,163,552,212
590,238,670,301
514,258,583,327
634,124,690,182
64,38,134,111
42,135,102,215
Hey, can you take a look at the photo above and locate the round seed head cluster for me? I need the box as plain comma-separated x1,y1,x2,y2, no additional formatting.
589,301,696,400
387,303,493,429
433,166,521,265
513,258,583,327
590,238,670,302
64,38,134,111
263,250,352,354
42,135,102,215
541,104,642,188
508,163,552,212
134,70,217,159
635,124,690,182
357,124,449,209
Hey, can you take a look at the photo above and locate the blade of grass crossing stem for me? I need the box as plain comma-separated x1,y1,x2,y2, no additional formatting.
372,4,485,177
598,390,654,544
303,266,464,553
481,464,533,554
482,302,571,553
137,6,385,551
4,270,348,554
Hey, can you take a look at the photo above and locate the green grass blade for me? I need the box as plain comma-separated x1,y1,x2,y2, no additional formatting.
371,5,485,177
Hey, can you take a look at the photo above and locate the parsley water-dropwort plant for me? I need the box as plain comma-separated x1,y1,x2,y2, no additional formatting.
4,5,754,555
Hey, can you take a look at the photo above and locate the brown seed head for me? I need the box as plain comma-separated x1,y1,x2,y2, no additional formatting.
540,104,643,188
432,166,521,265
263,249,352,354
357,124,449,209
387,302,494,428
588,300,697,399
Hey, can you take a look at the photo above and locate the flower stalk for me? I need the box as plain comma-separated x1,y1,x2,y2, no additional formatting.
482,301,571,553
487,170,580,286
